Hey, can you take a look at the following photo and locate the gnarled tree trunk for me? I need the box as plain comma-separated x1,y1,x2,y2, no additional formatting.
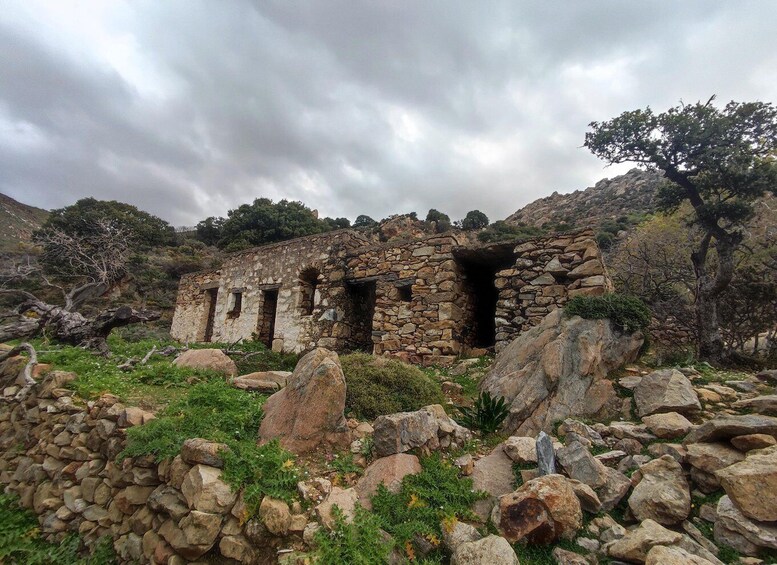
0,294,159,352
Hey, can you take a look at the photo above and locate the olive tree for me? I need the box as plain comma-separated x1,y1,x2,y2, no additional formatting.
585,98,777,362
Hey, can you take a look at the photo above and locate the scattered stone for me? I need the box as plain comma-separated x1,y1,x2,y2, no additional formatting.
607,519,683,563
173,348,237,376
552,547,590,564
608,421,656,443
716,495,777,554
536,431,556,475
503,436,537,464
628,456,691,526
297,478,332,505
558,419,606,447
258,348,351,454
633,369,701,417
716,445,777,522
454,454,474,475
594,450,627,466
645,545,715,565
613,438,643,455
642,412,693,439
450,535,519,565
684,414,777,444
492,474,582,544
372,404,471,458
441,520,482,552
596,467,632,512
568,479,603,514
556,441,607,488
646,442,687,463
355,454,421,510
480,309,643,436
731,433,777,451
685,442,745,493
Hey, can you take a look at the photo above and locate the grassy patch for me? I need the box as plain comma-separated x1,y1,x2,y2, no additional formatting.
341,353,444,420
371,455,487,560
313,505,393,564
121,379,299,510
0,494,115,564
512,538,584,564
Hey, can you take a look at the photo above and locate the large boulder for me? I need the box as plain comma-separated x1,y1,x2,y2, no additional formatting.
181,465,237,514
628,455,690,526
354,454,421,510
556,440,608,488
633,369,701,417
716,444,777,522
258,348,351,454
645,545,715,565
372,404,471,458
480,309,643,435
641,412,693,439
492,474,582,544
684,414,777,444
173,349,237,377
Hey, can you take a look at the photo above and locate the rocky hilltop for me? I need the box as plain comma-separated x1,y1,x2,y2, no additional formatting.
0,192,48,251
505,168,663,229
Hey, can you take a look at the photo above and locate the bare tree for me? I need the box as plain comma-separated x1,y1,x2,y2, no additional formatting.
0,219,159,352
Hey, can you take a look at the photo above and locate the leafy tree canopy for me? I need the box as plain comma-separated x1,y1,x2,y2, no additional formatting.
353,214,378,228
39,197,176,248
215,198,332,251
461,209,489,230
425,209,451,233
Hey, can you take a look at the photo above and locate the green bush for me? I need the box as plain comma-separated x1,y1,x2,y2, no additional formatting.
340,353,444,420
371,455,486,553
314,505,393,564
564,293,651,333
456,391,509,434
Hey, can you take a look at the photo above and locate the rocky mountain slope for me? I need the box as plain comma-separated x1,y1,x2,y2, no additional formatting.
505,168,664,229
0,193,48,251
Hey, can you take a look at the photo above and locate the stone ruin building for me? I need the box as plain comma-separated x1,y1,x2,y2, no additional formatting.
171,229,612,365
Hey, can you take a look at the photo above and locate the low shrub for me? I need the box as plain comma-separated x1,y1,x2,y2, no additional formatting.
314,505,392,564
456,391,509,434
341,353,444,420
371,455,486,556
564,293,651,334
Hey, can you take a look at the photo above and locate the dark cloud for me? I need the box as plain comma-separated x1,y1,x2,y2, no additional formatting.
1,1,775,226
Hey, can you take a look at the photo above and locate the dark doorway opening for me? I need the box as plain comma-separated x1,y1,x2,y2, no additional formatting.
203,288,218,342
257,288,279,348
346,280,377,352
455,244,515,348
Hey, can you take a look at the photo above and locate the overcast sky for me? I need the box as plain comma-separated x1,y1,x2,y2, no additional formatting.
1,1,776,227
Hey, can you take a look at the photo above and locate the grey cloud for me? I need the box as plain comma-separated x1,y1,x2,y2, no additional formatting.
1,0,776,226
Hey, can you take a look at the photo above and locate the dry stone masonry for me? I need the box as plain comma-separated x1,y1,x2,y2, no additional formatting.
171,228,611,365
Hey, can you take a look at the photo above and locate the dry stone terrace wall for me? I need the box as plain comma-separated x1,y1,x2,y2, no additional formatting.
0,372,300,564
171,228,611,364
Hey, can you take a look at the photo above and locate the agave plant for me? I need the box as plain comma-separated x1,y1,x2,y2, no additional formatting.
456,391,509,434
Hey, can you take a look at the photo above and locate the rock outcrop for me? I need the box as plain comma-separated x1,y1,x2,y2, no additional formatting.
479,309,643,435
258,348,351,454
371,404,471,457
172,349,238,377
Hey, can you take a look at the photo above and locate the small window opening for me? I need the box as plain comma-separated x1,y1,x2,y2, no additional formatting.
227,291,243,318
397,284,412,302
299,267,320,316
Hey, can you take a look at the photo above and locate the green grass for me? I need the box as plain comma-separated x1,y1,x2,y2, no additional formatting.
565,293,651,334
512,538,584,564
121,379,299,511
0,494,116,564
341,353,444,420
23,335,296,407
313,505,393,564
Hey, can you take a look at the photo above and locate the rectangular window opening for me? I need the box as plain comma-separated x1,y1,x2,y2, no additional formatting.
228,291,243,318
397,284,412,302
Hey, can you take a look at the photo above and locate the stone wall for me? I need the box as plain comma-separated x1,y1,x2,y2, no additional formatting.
0,370,302,564
493,230,613,350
